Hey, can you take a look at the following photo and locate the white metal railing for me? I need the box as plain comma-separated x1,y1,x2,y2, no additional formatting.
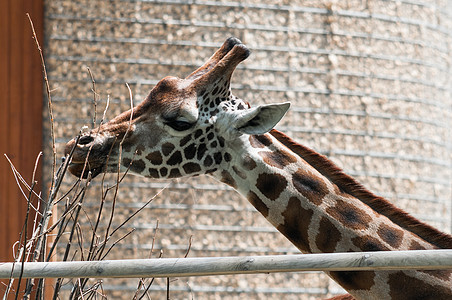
1,250,451,279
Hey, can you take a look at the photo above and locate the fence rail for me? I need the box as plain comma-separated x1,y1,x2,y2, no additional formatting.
1,250,451,279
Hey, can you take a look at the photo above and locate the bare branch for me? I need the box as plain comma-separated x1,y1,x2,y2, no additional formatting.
99,83,135,258
184,236,193,258
26,13,56,187
4,154,42,210
108,185,168,240
100,228,136,260
86,67,98,127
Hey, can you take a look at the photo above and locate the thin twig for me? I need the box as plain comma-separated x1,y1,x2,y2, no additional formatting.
44,183,86,237
122,83,134,146
14,180,38,300
77,94,112,267
81,90,115,257
27,149,73,262
86,67,98,127
137,278,155,300
26,13,56,187
166,277,170,300
54,178,81,205
85,188,108,261
52,180,91,300
4,154,42,212
101,95,110,127
86,138,117,263
25,156,71,298
150,220,160,259
3,178,38,300
100,228,136,260
184,236,193,258
24,17,77,291
133,220,160,300
75,223,85,261
21,22,74,289
108,185,168,240
76,278,85,300
100,83,134,255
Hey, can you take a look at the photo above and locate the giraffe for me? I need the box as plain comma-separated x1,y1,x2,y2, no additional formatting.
65,37,452,299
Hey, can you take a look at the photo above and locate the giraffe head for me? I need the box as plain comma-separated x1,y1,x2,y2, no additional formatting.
65,37,290,179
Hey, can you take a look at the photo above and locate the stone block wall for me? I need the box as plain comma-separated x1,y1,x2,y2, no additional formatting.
44,0,451,298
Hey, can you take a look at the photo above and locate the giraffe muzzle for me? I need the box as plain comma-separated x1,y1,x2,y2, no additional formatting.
65,133,111,179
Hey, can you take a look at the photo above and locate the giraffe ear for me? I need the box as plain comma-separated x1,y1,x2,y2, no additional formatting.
236,102,290,135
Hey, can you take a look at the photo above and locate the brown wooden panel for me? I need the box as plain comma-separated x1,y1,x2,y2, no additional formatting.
0,0,43,265
0,0,10,263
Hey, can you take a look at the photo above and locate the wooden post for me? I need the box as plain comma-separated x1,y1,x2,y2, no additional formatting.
0,0,44,297
0,0,43,262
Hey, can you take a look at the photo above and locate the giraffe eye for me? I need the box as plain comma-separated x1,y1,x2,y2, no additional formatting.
165,120,194,131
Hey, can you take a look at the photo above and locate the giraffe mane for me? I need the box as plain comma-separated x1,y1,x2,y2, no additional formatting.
269,129,452,249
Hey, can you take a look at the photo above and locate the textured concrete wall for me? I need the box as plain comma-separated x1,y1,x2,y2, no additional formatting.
44,0,451,298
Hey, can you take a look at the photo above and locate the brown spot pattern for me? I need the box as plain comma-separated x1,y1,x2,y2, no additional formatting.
330,271,376,291
224,152,232,162
352,235,390,251
256,173,287,201
420,270,451,282
292,168,328,205
316,217,342,253
388,271,452,299
203,155,213,167
136,144,145,155
167,151,183,166
377,223,404,248
122,158,132,168
242,155,257,170
409,240,427,250
247,191,269,217
182,162,201,174
196,143,207,160
277,197,313,253
220,170,236,189
218,136,225,147
232,166,247,179
213,152,223,164
160,167,168,177
194,129,203,139
179,134,192,147
145,151,163,165
258,149,297,169
168,168,182,178
162,143,175,156
249,135,272,148
129,159,146,173
148,168,159,178
326,199,372,230
184,144,197,159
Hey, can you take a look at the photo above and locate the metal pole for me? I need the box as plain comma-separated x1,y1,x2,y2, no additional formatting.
1,250,451,279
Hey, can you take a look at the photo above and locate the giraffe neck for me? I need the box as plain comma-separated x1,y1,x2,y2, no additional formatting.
212,129,452,299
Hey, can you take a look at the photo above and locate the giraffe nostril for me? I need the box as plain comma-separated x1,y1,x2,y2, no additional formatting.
78,135,94,145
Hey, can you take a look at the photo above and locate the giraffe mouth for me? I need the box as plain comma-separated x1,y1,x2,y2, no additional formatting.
67,160,105,179
65,134,113,179
66,144,106,179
